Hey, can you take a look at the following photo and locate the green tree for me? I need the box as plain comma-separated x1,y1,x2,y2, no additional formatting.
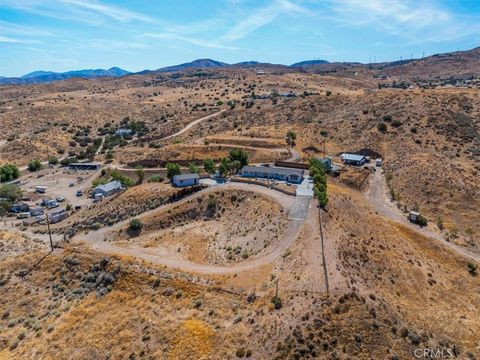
0,164,20,182
188,163,200,174
128,218,143,232
135,166,145,185
27,159,42,172
0,184,22,201
286,130,297,147
84,145,97,160
203,159,216,174
166,163,181,180
229,160,243,174
228,149,248,167
309,159,328,208
218,158,230,177
48,156,59,165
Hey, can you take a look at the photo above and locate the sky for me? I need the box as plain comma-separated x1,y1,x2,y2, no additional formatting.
0,0,479,77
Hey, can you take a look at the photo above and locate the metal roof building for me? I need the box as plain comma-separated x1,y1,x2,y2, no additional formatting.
173,173,200,187
241,165,304,183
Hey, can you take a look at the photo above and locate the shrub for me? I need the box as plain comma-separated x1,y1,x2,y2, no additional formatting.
271,296,283,310
128,218,143,232
188,163,200,174
28,159,42,172
0,164,20,182
203,159,216,174
410,127,417,133
383,115,392,122
326,90,332,96
148,175,163,183
417,215,428,227
166,163,181,180
391,120,402,128
228,149,249,166
467,263,478,277
48,156,59,165
377,123,387,133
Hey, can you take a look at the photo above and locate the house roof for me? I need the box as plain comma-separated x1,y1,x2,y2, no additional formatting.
341,153,366,162
241,165,304,177
94,180,122,192
69,162,101,167
173,173,200,181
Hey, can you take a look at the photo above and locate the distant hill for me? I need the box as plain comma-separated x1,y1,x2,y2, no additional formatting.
22,71,57,79
0,67,131,85
3,46,480,85
154,59,228,73
379,46,480,79
290,59,330,67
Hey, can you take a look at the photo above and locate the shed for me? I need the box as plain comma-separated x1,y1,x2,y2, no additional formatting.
341,153,366,166
69,162,102,171
92,180,123,197
173,173,199,187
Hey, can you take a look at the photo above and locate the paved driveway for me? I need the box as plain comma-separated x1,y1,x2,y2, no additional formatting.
296,176,314,197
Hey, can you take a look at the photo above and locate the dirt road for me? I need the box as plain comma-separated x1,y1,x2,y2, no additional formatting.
366,169,480,263
75,182,307,274
162,109,227,140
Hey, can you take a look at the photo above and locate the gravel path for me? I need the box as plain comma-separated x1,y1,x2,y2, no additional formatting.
75,182,307,274
366,169,480,263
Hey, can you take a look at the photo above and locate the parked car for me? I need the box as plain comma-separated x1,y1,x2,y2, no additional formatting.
16,212,30,219
56,196,65,202
47,201,59,209
74,205,82,210
76,190,83,197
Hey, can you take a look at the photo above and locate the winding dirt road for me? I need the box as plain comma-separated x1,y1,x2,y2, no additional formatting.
75,182,307,274
366,169,480,263
162,109,227,140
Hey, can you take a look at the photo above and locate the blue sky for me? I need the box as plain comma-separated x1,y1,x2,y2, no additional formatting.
0,0,479,77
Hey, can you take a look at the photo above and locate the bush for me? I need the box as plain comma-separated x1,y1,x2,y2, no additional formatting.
377,123,387,133
410,127,417,133
391,120,402,128
48,156,59,165
326,90,332,96
417,215,428,227
148,175,163,183
383,115,392,122
166,163,181,180
129,218,143,232
467,263,478,277
188,163,200,174
228,149,249,167
271,296,283,310
28,159,42,172
0,164,20,182
203,159,216,174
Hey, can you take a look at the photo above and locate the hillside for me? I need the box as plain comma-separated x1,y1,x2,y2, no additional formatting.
0,48,479,358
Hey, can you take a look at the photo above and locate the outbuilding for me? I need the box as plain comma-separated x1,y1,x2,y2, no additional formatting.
69,162,102,171
341,153,367,166
241,165,304,183
92,180,123,197
49,209,68,224
172,173,200,187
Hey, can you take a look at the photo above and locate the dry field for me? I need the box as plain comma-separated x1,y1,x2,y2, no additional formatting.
1,62,479,359
107,189,288,265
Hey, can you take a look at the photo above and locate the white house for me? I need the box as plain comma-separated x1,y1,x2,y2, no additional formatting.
240,165,304,184
92,180,123,198
172,173,199,187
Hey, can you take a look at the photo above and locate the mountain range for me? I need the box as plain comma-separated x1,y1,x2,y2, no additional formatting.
1,46,479,85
